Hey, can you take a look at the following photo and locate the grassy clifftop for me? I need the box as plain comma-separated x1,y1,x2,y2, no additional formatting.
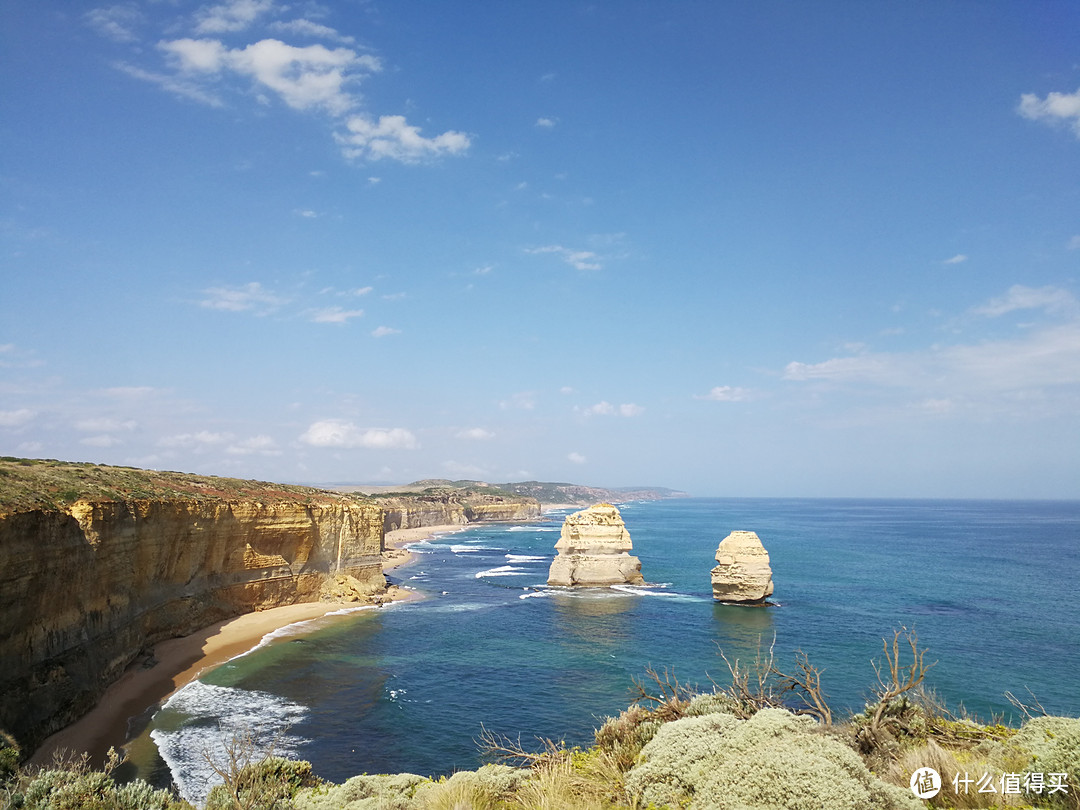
0,457,363,515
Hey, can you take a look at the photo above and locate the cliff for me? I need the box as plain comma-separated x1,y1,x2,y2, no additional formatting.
548,503,645,586
0,459,385,753
369,486,540,532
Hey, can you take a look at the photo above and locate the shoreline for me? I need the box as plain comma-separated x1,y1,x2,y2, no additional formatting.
30,592,416,769
30,516,555,771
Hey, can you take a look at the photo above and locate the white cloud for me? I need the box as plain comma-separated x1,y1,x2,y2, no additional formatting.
80,434,122,448
580,401,643,417
782,294,1080,421
526,245,602,271
371,326,401,338
159,38,228,72
200,281,286,313
696,385,753,402
157,37,377,116
583,401,614,416
943,254,968,265
114,61,225,107
295,208,319,218
195,0,277,34
971,284,1078,318
98,386,157,399
85,4,143,42
567,452,587,465
1018,87,1080,137
300,420,419,449
456,427,495,441
783,354,905,384
309,306,364,324
229,39,370,115
336,114,471,162
75,417,137,432
159,430,232,448
0,408,35,427
500,392,536,410
226,435,281,455
536,117,557,128
269,18,356,44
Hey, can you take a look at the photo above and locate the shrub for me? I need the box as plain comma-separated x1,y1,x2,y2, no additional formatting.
624,711,741,807
413,764,529,810
205,756,318,810
1012,716,1080,809
294,771,428,810
11,765,189,810
627,708,923,810
593,705,664,772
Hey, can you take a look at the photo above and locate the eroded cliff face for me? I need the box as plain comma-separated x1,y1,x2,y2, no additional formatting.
377,492,540,532
0,497,384,753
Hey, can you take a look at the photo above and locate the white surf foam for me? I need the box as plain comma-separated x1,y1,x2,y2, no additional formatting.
475,565,532,578
505,554,547,563
447,544,502,553
151,681,309,807
610,583,709,602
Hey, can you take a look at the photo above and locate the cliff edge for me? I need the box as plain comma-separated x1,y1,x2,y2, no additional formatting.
0,459,385,753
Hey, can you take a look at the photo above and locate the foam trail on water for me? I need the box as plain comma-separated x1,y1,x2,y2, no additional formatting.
505,554,547,563
475,565,532,578
151,681,309,807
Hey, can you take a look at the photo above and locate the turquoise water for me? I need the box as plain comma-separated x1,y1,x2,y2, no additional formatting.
147,498,1080,804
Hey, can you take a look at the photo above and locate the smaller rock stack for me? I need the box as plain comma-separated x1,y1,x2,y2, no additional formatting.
710,530,774,603
547,503,645,586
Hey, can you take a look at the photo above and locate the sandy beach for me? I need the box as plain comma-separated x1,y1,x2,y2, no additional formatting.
30,593,414,768
31,519,544,770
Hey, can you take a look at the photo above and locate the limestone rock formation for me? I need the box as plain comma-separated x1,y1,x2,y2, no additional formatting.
0,494,384,753
710,530,774,603
547,503,644,586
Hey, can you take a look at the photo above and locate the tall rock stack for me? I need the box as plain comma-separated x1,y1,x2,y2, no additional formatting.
711,530,774,603
547,503,644,586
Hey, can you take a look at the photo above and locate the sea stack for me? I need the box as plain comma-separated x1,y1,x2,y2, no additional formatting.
711,530,774,603
547,503,645,586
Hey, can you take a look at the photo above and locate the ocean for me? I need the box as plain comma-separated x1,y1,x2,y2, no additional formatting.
133,498,1080,805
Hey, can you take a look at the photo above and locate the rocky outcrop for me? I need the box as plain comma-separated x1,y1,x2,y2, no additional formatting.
710,530,774,603
0,495,384,753
547,503,644,586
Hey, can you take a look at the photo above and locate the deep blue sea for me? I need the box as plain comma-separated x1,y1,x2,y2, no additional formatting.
138,498,1080,805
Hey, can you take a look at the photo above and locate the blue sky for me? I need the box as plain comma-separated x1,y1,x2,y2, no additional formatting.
2,1,1079,498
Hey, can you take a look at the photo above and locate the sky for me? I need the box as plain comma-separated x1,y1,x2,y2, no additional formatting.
2,1,1079,499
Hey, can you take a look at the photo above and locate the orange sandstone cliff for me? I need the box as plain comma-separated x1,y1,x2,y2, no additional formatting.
0,460,385,753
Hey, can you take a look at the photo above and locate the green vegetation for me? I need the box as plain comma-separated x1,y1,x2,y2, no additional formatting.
0,457,368,515
1,748,191,810
4,628,1076,809
493,481,686,505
